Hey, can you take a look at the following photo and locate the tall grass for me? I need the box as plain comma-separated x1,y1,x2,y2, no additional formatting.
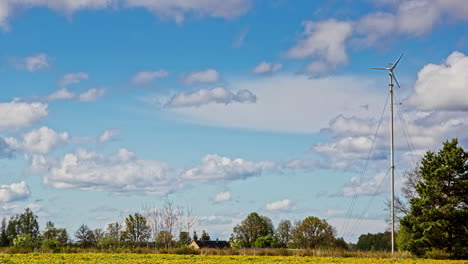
0,246,413,259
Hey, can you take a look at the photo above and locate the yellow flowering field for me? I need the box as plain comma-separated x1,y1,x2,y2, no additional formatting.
0,254,466,264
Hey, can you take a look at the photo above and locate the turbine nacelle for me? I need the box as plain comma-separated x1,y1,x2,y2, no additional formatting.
371,53,404,88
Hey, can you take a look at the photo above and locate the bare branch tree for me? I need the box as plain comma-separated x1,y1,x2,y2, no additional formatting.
142,202,161,242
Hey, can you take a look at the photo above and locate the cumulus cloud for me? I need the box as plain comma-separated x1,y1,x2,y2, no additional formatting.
0,0,111,30
58,72,89,88
47,73,106,102
316,109,468,169
43,148,178,195
408,51,468,111
6,126,69,154
213,191,231,202
251,62,283,74
265,199,295,212
20,53,50,72
356,0,468,44
166,87,256,108
180,154,275,182
284,1,468,73
314,136,386,160
0,137,15,158
340,171,389,197
78,88,107,102
47,88,75,101
286,19,352,74
0,100,48,130
124,0,251,24
132,70,169,85
0,181,31,203
181,69,219,84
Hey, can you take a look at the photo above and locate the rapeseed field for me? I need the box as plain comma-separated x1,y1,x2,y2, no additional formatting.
0,254,466,264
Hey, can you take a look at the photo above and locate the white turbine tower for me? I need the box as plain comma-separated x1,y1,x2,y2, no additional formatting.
371,53,404,254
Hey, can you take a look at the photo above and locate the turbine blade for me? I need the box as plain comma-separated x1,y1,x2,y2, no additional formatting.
371,67,389,70
392,73,401,88
391,53,404,70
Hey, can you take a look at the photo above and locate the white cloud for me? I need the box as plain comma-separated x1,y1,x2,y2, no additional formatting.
408,51,468,111
180,154,275,182
47,88,75,101
132,70,169,85
43,148,178,195
98,129,119,143
325,209,346,217
78,88,107,102
6,126,69,154
286,19,352,74
124,0,251,24
251,62,282,74
0,137,15,158
355,0,468,45
265,199,295,212
59,72,89,88
47,73,106,102
0,101,48,130
166,74,383,133
0,0,111,30
213,191,231,202
314,136,385,160
340,171,389,197
181,69,219,84
27,154,54,173
0,181,31,203
22,53,50,72
166,87,256,108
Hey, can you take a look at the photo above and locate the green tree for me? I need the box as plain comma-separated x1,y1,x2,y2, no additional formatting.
192,230,198,241
43,221,68,247
400,139,468,258
155,230,174,249
0,218,8,247
74,224,95,247
178,231,191,246
6,208,40,245
253,235,278,248
123,213,150,244
201,230,210,241
232,212,274,248
356,232,391,251
275,220,292,248
291,216,335,249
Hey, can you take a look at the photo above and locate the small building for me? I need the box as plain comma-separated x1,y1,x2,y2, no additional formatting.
189,240,230,249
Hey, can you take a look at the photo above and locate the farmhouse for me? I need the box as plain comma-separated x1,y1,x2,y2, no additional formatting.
189,240,230,249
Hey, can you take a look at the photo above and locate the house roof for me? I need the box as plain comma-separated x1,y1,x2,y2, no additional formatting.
192,240,230,248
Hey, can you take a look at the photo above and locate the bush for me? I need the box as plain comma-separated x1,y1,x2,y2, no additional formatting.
43,239,59,250
173,246,200,255
424,248,452,259
13,234,36,249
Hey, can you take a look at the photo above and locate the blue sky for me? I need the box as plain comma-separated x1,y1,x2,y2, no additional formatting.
1,0,468,242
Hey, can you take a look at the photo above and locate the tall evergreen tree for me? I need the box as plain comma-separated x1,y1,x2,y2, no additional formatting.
0,218,8,247
400,139,468,258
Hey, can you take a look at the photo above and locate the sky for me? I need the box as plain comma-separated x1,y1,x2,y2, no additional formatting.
0,0,468,243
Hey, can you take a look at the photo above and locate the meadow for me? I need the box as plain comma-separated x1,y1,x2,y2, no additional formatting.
0,254,467,264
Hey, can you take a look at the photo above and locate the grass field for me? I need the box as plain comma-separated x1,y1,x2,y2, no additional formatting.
0,254,466,264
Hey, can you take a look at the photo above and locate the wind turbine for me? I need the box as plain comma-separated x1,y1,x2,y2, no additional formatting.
371,53,404,254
